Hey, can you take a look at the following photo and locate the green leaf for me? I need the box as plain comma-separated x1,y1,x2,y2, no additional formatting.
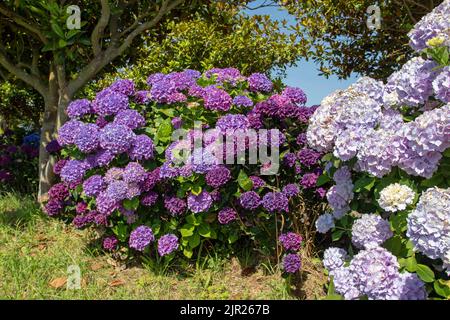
331,229,345,242
353,176,376,193
416,264,435,283
51,22,65,39
434,280,450,298
180,223,195,237
123,197,139,211
323,294,344,300
188,233,201,248
237,170,253,191
156,119,173,141
228,232,239,244
183,248,193,259
389,211,408,233
383,236,404,256
401,256,417,273
198,224,211,238
185,214,198,226
191,185,202,196
316,174,331,187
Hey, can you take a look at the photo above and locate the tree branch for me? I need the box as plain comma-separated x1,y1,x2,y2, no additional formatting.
91,0,111,56
0,4,47,44
68,0,184,96
0,50,48,97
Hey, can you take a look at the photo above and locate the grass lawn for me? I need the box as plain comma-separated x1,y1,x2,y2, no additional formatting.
0,193,326,300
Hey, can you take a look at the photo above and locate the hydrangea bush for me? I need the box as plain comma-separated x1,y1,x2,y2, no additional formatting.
307,1,450,300
44,67,327,273
0,129,40,194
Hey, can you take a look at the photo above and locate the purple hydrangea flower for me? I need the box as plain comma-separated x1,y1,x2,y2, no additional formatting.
44,199,64,216
129,225,154,251
48,182,69,201
249,176,265,189
105,180,129,202
141,191,159,207
158,234,179,256
46,139,62,154
67,99,91,119
433,66,450,103
217,207,237,224
103,236,118,251
216,114,250,133
283,153,297,168
248,73,273,92
279,232,302,251
92,88,129,116
123,162,146,184
262,192,289,213
282,253,301,273
187,191,213,213
239,191,261,210
171,117,183,129
300,172,319,189
95,116,108,128
205,67,244,85
57,120,84,146
296,133,307,146
99,123,135,155
351,214,393,249
233,95,253,107
108,79,135,96
281,87,307,104
83,175,105,197
60,160,88,184
135,90,151,104
202,85,232,111
74,123,100,153
164,195,187,216
129,134,154,161
282,183,300,197
53,159,67,175
96,191,119,215
113,109,145,130
140,168,161,192
205,166,231,188
297,148,321,167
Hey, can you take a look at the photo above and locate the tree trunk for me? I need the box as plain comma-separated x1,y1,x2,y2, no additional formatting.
37,98,57,202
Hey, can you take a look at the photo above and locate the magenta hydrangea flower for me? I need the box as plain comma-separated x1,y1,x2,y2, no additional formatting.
53,159,68,175
300,172,319,189
157,234,179,256
217,207,237,224
44,199,64,216
205,166,231,188
103,236,118,251
129,225,154,251
48,182,69,201
279,232,302,251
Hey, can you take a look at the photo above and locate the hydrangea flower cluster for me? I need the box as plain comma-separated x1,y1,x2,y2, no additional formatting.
406,187,450,274
378,183,415,212
351,214,393,249
327,247,427,300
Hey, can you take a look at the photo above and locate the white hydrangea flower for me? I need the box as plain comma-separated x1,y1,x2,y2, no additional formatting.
378,183,415,212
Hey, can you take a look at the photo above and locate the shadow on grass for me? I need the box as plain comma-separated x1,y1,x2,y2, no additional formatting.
0,192,43,228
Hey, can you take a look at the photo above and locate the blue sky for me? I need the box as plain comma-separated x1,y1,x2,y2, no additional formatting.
244,2,358,105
